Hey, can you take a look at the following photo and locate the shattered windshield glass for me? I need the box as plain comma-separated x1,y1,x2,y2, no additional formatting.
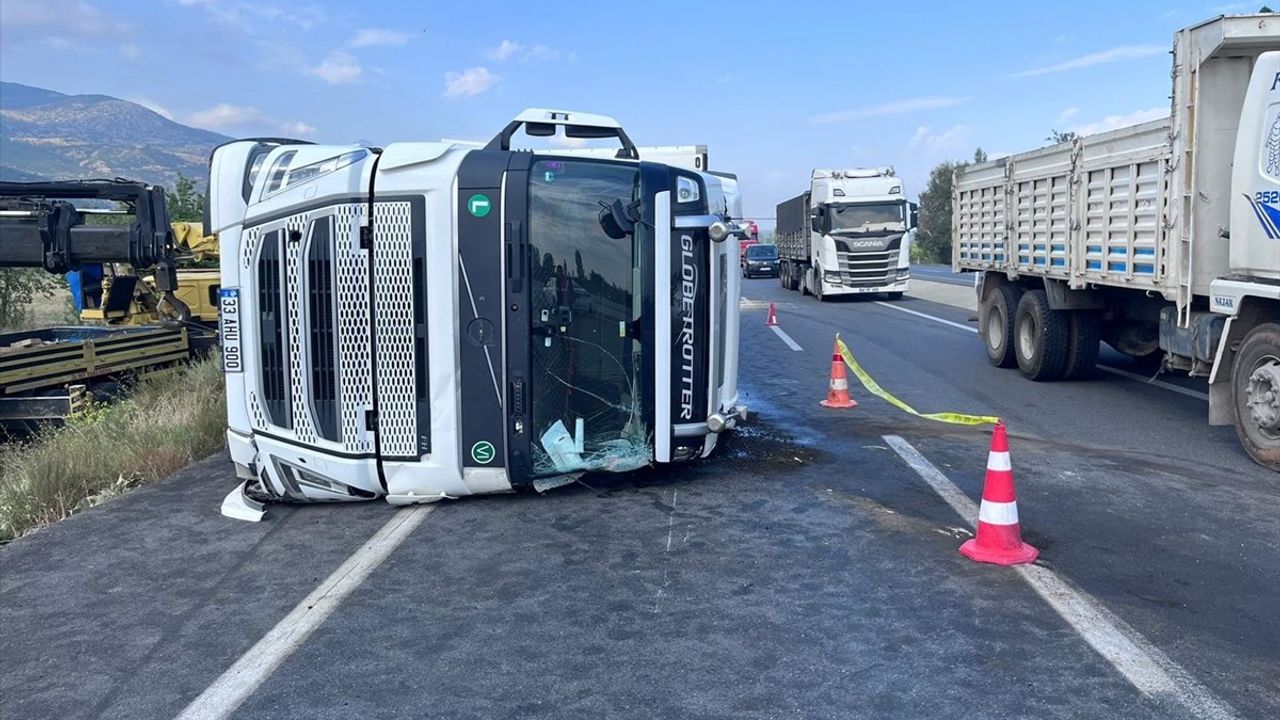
528,159,649,477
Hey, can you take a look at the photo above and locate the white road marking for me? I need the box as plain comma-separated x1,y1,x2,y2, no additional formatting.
874,300,977,332
1097,365,1210,401
769,324,803,352
882,435,1241,720
873,300,1208,402
174,506,435,720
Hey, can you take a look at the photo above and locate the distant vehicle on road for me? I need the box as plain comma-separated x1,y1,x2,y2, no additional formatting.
776,168,916,301
742,243,779,278
953,14,1280,471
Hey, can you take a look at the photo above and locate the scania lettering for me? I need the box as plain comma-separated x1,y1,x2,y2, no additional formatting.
952,15,1280,471
208,109,745,515
776,168,917,301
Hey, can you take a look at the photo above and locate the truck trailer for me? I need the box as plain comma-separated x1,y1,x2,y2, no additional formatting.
776,168,917,300
207,109,746,516
952,15,1280,471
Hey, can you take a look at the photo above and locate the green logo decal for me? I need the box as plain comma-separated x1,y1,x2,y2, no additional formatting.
467,194,491,218
470,440,496,464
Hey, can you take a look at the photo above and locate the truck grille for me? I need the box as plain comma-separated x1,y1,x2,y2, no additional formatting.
833,250,896,287
306,217,339,441
257,230,291,428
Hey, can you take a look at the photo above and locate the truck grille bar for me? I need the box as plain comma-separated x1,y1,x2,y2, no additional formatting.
257,230,291,428
306,217,339,441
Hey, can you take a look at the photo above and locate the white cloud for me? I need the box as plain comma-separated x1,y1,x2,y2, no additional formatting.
0,0,127,36
550,135,587,148
177,0,325,32
1010,45,1165,78
349,28,410,48
129,96,174,120
119,43,141,60
809,97,969,124
1054,106,1079,126
280,120,316,135
906,125,972,154
487,39,562,62
310,50,362,84
443,66,499,99
187,103,262,130
1067,107,1168,136
488,40,522,61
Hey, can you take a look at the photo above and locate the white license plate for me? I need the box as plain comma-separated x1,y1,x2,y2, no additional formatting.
219,288,243,373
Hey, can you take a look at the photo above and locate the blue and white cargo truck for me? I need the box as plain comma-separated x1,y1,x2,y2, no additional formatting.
952,15,1280,471
206,110,746,517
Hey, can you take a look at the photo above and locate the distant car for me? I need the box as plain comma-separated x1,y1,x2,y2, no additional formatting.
742,243,780,278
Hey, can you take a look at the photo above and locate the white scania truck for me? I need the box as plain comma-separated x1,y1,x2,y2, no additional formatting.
207,110,745,516
952,15,1280,471
776,168,917,300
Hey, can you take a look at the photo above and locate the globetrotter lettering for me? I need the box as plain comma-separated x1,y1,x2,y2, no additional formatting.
679,234,697,420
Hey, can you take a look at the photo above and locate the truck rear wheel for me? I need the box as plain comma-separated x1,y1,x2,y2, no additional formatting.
981,284,1020,368
1063,311,1101,379
1232,323,1280,472
1014,289,1070,381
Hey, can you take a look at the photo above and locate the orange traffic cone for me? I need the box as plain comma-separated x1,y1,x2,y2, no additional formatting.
820,340,857,408
765,302,778,326
959,421,1038,565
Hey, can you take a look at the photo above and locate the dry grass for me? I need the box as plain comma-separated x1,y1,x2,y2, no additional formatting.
0,357,226,542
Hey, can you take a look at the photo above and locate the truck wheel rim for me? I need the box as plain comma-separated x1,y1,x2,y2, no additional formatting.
1246,356,1280,438
1019,315,1037,360
987,309,1004,351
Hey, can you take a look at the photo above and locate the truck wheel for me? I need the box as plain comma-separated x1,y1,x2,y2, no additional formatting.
981,284,1020,368
1231,323,1280,472
1014,289,1070,381
814,270,827,302
779,262,788,289
801,268,812,296
1063,311,1101,379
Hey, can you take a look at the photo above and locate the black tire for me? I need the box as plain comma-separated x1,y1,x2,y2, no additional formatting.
1014,289,1070,381
1063,311,1101,379
1231,323,1280,472
885,291,904,301
981,284,1021,368
779,262,788,289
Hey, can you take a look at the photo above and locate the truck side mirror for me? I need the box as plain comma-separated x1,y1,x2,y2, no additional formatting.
809,209,821,234
908,202,919,230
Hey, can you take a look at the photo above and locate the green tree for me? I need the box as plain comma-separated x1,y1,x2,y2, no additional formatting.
1047,129,1077,144
916,161,961,264
0,268,66,331
973,147,988,164
166,175,204,222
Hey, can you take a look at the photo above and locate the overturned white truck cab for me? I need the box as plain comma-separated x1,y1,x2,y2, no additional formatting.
207,110,744,515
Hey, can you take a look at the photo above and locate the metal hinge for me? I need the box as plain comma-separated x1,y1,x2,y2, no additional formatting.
365,409,379,431
359,226,373,249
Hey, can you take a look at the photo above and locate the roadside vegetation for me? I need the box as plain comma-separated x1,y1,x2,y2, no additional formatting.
0,357,225,542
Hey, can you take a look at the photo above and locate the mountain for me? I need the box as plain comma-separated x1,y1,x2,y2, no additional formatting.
0,82,231,188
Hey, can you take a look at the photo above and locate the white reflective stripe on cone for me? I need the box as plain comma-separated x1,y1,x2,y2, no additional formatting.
987,451,1011,472
831,378,848,389
978,499,1019,525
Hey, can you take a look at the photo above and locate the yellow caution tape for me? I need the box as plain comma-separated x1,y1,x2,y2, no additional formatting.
835,334,1000,426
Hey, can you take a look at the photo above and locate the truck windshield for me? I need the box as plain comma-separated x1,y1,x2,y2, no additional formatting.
829,202,904,233
527,159,649,477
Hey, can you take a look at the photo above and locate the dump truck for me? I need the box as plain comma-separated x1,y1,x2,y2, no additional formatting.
208,109,747,516
952,14,1280,471
776,168,917,300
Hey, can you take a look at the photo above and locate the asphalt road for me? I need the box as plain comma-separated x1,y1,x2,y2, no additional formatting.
909,264,972,287
1,278,1275,720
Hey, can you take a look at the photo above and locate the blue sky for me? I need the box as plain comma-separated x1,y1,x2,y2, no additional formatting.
0,0,1267,226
